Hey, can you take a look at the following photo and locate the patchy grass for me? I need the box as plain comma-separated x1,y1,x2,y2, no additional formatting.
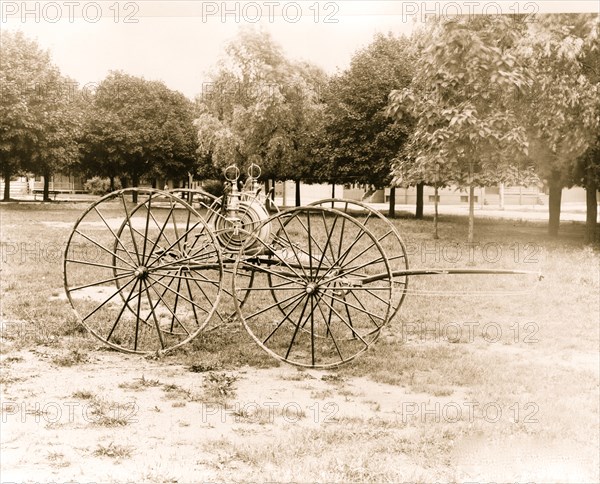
93,442,133,459
203,371,238,404
51,349,89,367
0,201,598,483
118,375,162,391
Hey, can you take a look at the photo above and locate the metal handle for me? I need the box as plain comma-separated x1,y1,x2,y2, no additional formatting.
224,165,240,182
248,163,261,179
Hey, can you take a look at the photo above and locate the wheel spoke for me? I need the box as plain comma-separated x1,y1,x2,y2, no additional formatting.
145,203,175,262
67,272,134,292
145,276,192,335
124,223,170,266
329,294,385,321
120,193,142,266
275,214,309,280
313,292,344,361
65,259,135,272
146,220,205,269
310,296,315,366
262,292,308,345
284,296,311,359
146,274,209,312
170,269,183,333
316,226,370,284
81,276,137,322
106,278,141,342
318,296,370,347
142,279,166,349
149,247,219,272
316,211,339,274
93,206,139,267
74,230,136,269
141,194,152,263
151,269,221,286
320,256,385,286
238,262,305,286
243,290,306,322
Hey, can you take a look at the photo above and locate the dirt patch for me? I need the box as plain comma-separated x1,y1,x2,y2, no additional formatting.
0,348,460,482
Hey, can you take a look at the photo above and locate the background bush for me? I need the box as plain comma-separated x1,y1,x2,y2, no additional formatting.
84,177,122,195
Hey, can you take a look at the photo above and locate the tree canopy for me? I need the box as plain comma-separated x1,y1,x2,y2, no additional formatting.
81,72,198,197
195,28,326,189
387,16,532,241
0,31,81,200
317,32,414,189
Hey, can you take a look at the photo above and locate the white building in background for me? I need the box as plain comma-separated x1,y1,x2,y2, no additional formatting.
274,180,592,208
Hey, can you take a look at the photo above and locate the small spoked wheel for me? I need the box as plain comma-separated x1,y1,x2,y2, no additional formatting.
63,188,223,353
309,199,409,319
232,206,394,368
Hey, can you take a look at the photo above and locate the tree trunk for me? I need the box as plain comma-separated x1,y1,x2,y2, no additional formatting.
43,171,51,201
295,180,301,207
415,183,424,219
468,185,475,244
131,173,139,203
585,172,598,244
3,170,11,201
110,176,115,191
548,173,562,237
271,177,276,203
388,186,396,219
433,185,439,239
331,182,336,199
499,183,505,210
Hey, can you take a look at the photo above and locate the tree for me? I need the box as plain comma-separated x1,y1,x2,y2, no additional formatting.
24,75,83,201
317,32,414,217
387,16,531,242
81,72,198,201
517,14,599,238
195,28,325,203
0,31,79,201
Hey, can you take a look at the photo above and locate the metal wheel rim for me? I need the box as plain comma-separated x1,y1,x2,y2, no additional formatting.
63,188,223,354
232,206,394,368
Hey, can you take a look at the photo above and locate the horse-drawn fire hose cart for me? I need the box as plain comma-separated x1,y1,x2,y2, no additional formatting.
63,164,541,368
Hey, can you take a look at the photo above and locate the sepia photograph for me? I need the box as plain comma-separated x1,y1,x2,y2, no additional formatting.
0,1,598,482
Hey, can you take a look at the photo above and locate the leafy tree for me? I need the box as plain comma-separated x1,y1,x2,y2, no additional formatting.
388,16,531,242
0,31,80,201
195,28,325,204
81,72,198,201
317,32,414,217
23,75,83,200
516,14,599,238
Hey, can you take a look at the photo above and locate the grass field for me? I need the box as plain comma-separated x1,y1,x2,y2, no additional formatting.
1,200,598,483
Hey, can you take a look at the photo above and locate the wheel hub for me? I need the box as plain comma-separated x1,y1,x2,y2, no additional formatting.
134,266,149,279
305,282,318,295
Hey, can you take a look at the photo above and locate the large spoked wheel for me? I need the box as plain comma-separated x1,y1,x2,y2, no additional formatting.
309,199,409,319
232,206,394,368
64,188,223,354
